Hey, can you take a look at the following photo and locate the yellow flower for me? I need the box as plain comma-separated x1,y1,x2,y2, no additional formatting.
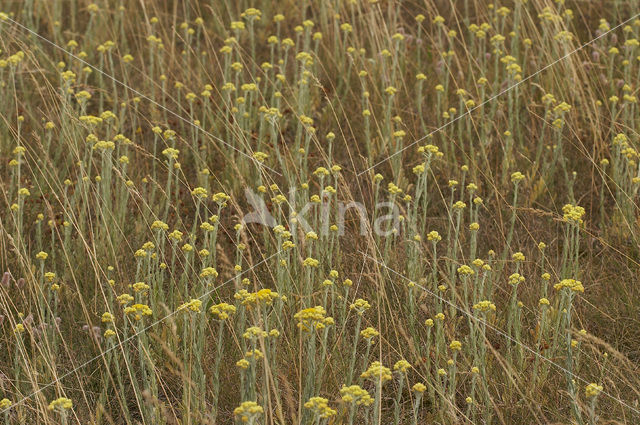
178,299,202,313
304,397,336,418
340,385,373,405
510,171,525,183
457,265,474,276
350,298,371,315
360,327,379,340
412,383,426,393
427,230,442,242
473,300,496,312
48,397,73,411
394,359,411,373
554,278,584,293
151,220,169,231
252,151,268,162
302,257,319,267
132,282,149,293
340,23,353,33
294,306,330,331
562,204,585,225
123,303,152,320
507,273,524,286
452,201,466,210
200,267,218,279
209,302,236,320
236,358,250,369
449,340,462,351
512,252,525,262
361,361,392,383
192,187,208,198
243,326,267,340
585,383,603,398
0,398,11,410
233,401,263,421
36,251,48,261
117,294,134,305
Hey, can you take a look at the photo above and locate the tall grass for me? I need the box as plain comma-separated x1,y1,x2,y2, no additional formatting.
1,1,640,424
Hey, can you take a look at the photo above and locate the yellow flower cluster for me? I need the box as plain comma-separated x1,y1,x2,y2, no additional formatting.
200,267,218,279
508,273,525,285
562,204,585,225
585,383,603,398
243,326,267,340
511,171,525,183
473,300,496,312
151,220,169,231
340,385,373,405
361,361,392,383
394,359,411,372
178,299,202,313
235,288,280,307
209,302,236,320
457,265,474,276
427,230,442,242
412,383,427,393
349,298,371,315
554,278,584,293
294,306,333,331
302,257,319,267
360,327,379,340
117,294,134,305
233,401,263,422
512,252,525,262
48,397,73,411
123,303,152,320
304,397,336,418
0,398,10,410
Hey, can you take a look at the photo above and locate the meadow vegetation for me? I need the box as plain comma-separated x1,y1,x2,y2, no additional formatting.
1,0,640,423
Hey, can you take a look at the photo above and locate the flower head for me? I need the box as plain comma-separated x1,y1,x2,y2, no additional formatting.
123,303,152,321
554,278,584,293
361,361,392,383
394,359,411,373
209,302,237,320
234,401,263,423
178,299,203,313
48,397,73,412
340,385,373,405
585,383,603,398
304,397,336,418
